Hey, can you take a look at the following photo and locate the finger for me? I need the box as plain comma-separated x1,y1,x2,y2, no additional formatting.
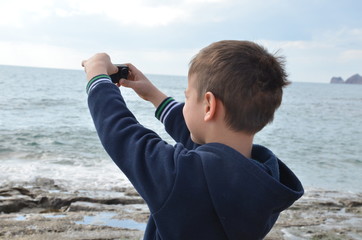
110,64,119,75
119,79,135,88
126,63,142,75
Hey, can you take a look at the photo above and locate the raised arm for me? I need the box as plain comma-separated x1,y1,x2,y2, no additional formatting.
155,98,198,149
118,63,168,108
118,64,197,149
82,53,181,211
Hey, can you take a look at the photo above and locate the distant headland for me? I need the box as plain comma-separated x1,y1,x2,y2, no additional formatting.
330,74,362,84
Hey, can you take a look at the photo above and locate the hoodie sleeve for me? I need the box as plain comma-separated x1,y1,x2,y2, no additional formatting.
155,97,198,150
87,75,182,212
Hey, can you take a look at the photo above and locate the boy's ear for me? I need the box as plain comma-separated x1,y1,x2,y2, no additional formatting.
203,92,217,122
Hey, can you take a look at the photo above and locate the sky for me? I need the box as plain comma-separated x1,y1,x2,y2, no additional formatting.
0,0,361,83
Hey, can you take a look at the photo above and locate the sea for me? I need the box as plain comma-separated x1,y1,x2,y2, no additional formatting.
0,65,361,193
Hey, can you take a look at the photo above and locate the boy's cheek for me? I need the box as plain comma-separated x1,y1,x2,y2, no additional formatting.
182,106,192,132
182,105,188,122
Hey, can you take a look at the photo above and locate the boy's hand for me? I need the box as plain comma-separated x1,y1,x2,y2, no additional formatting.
119,64,167,108
81,53,118,81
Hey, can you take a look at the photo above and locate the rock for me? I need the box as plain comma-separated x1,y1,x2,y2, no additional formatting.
0,181,148,240
330,77,344,84
345,74,362,84
331,74,362,84
0,182,144,214
266,190,362,239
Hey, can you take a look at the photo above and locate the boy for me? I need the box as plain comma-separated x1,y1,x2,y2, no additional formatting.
82,40,304,240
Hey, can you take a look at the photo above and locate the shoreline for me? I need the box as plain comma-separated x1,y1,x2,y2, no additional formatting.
1,178,361,240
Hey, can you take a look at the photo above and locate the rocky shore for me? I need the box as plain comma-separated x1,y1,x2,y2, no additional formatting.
1,178,361,240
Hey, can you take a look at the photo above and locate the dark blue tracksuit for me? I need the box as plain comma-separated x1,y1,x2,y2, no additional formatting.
87,75,304,240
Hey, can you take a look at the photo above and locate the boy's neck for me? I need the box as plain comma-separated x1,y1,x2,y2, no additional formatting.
205,128,254,159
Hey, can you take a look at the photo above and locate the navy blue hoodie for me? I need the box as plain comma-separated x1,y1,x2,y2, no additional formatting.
87,75,304,240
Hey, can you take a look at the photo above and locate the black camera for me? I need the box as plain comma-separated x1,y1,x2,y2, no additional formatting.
110,64,129,83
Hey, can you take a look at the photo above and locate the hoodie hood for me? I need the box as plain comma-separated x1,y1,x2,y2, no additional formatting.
198,143,304,239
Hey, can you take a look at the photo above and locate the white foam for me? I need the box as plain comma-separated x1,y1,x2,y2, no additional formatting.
0,158,132,191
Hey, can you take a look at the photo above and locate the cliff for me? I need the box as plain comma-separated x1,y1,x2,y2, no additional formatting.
330,74,362,84
345,74,362,84
330,77,344,84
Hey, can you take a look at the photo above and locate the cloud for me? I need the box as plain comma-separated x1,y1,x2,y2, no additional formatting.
0,0,238,29
60,0,189,27
0,0,361,82
0,41,85,70
340,49,362,62
0,39,196,75
258,26,362,82
0,0,53,27
0,0,188,28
